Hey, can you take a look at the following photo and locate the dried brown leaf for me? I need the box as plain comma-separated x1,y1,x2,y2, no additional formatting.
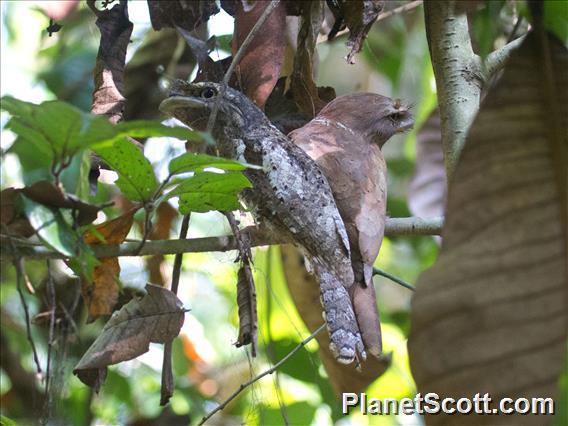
408,32,567,425
39,0,79,20
82,209,136,320
74,284,185,392
148,0,219,32
231,0,287,108
0,188,34,237
147,202,177,286
290,1,330,117
327,0,384,64
221,0,303,17
235,262,257,350
90,0,133,124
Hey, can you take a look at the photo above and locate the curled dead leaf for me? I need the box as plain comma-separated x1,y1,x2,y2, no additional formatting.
0,188,34,237
81,209,136,321
327,0,385,64
148,0,219,32
38,0,79,21
290,0,330,117
91,0,133,124
74,284,185,392
231,0,287,108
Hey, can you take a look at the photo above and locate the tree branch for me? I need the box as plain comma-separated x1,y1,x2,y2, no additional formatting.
424,1,481,177
1,217,443,260
483,35,526,79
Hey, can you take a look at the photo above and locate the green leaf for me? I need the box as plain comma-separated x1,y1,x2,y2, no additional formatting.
165,171,251,213
21,196,78,257
0,415,18,426
260,402,316,426
93,138,158,202
544,0,568,46
2,97,117,161
269,338,318,383
472,1,506,59
168,152,253,175
1,96,35,116
114,120,202,141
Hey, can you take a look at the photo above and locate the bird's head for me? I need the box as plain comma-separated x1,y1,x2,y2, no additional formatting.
316,93,414,147
159,81,266,135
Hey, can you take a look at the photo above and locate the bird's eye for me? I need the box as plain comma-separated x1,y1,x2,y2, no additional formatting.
389,112,402,120
201,87,216,99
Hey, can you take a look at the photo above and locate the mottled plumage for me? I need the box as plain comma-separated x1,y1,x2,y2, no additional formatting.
290,93,413,356
159,81,367,363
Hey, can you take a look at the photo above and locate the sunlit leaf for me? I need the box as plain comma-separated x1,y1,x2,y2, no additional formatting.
260,402,316,426
2,97,116,162
114,120,202,141
93,138,158,202
165,171,251,213
168,152,255,175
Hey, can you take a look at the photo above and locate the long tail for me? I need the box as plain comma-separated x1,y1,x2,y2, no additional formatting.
311,258,366,364
350,272,382,358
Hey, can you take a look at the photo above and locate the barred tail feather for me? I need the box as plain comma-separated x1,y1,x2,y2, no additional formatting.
312,260,366,364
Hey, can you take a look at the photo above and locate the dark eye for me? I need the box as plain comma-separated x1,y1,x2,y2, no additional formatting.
201,87,216,99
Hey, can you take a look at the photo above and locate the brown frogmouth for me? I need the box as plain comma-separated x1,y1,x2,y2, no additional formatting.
160,81,365,363
289,94,414,357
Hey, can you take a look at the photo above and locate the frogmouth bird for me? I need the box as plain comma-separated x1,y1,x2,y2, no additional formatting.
289,94,414,357
159,81,366,363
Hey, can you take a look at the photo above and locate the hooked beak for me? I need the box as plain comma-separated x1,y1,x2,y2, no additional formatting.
159,95,207,115
396,114,414,133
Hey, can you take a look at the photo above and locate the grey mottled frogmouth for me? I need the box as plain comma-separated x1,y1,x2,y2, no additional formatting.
289,93,414,356
159,81,366,363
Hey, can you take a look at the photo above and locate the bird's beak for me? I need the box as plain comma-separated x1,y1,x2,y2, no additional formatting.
396,114,414,133
159,96,206,114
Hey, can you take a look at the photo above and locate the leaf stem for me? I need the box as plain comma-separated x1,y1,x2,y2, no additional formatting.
160,213,190,406
198,323,326,426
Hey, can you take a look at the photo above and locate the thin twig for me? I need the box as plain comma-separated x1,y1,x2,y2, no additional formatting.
317,0,423,44
15,258,43,376
133,206,153,256
44,260,57,420
1,227,43,376
198,323,326,426
160,213,191,406
263,248,289,425
507,16,524,43
205,0,282,134
373,268,415,292
1,216,444,260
